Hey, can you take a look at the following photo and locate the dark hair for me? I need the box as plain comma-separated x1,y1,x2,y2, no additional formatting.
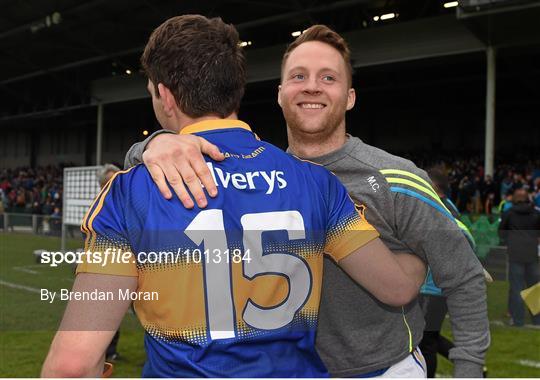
141,15,246,118
281,25,353,86
512,188,529,204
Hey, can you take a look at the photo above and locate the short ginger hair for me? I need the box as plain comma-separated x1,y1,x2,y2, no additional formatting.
281,25,353,86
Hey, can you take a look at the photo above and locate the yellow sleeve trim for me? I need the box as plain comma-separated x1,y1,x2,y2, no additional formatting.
329,229,380,262
326,212,380,262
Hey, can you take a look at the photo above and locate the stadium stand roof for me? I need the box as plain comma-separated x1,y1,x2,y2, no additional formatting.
2,0,539,122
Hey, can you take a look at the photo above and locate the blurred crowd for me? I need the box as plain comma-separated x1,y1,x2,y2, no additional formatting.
1,157,539,218
0,166,64,217
406,154,540,215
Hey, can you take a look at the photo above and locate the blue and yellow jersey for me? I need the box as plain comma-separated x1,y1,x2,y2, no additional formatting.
77,119,379,377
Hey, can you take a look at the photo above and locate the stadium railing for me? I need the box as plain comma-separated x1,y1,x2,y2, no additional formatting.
1,212,62,236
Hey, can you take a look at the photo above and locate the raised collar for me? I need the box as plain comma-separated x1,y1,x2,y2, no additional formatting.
180,119,252,135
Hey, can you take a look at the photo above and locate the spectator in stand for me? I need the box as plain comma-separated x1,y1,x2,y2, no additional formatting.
499,189,540,327
500,174,514,201
533,166,540,183
0,177,9,192
0,188,6,210
525,174,534,191
50,207,61,218
484,192,496,216
457,175,474,213
472,176,483,214
534,178,540,211
482,175,497,212
513,173,526,191
42,196,54,216
98,164,121,188
499,191,514,214
15,187,26,208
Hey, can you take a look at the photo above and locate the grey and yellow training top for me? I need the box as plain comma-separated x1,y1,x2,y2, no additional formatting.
307,135,489,378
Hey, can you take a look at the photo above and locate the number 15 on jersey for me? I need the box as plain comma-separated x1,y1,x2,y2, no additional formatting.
185,209,313,340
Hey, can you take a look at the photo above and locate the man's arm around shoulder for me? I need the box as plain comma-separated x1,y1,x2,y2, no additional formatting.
124,129,175,169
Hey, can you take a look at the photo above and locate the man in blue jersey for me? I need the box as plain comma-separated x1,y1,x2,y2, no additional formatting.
41,15,426,378
125,24,489,377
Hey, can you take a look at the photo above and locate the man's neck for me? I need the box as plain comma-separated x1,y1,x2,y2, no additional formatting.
287,129,347,159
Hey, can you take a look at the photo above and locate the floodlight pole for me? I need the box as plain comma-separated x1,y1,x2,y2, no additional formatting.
61,222,66,252
61,167,67,252
484,46,496,178
96,103,104,165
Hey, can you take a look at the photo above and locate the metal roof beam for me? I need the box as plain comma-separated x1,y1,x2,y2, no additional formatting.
1,0,371,85
0,0,108,40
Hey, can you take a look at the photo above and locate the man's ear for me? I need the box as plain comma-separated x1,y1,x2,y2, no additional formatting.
277,84,282,108
346,88,356,111
157,83,176,117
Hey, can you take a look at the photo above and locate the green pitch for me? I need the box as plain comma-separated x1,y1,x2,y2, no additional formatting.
1,232,539,377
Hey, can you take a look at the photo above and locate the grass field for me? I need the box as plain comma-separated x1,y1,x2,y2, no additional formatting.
1,232,539,377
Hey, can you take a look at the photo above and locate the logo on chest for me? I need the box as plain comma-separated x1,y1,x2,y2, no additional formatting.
366,176,380,192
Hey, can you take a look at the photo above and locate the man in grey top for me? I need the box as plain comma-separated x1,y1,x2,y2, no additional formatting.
124,25,489,377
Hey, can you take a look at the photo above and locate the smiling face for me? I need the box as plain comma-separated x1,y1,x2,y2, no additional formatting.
278,41,355,141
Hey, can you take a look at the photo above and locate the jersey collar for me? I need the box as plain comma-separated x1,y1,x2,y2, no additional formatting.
180,119,252,135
